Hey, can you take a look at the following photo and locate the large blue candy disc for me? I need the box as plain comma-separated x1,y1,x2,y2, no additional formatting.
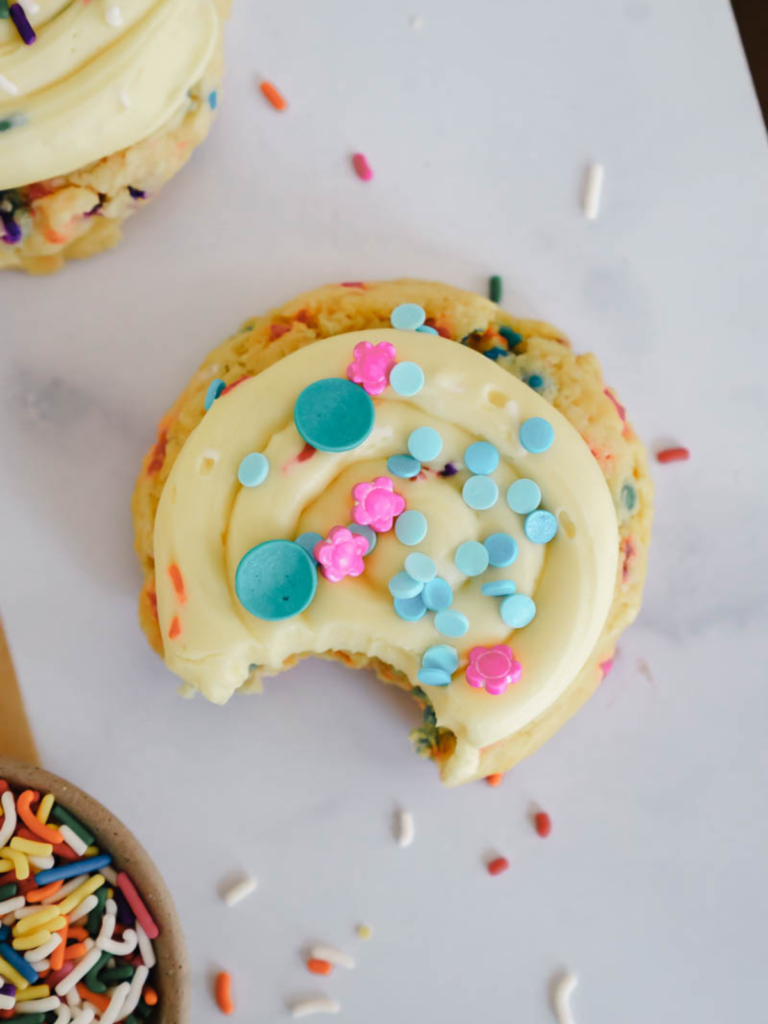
507,478,541,514
455,540,490,576
422,577,453,611
500,593,537,628
236,540,317,621
422,644,459,673
464,441,499,475
434,610,470,638
462,475,499,510
483,533,518,567
294,378,375,452
524,510,558,544
519,417,554,454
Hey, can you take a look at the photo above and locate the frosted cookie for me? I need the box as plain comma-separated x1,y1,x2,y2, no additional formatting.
0,0,229,274
133,280,652,785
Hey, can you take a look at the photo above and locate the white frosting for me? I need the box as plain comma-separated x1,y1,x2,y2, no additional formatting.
154,330,618,766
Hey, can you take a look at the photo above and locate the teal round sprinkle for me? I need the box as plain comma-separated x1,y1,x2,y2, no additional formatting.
349,523,377,554
408,426,443,462
462,475,498,510
295,531,323,559
483,533,518,567
464,441,499,475
394,594,427,622
395,510,428,545
237,452,269,487
405,552,436,583
391,303,427,330
489,275,503,303
388,572,424,599
527,374,544,389
417,667,451,687
500,593,536,628
434,610,470,638
524,509,558,544
482,580,517,597
507,478,541,514
387,454,421,479
208,90,218,110
422,577,453,611
622,483,637,510
389,361,425,396
294,378,375,453
520,417,554,454
204,379,225,411
422,644,459,673
455,540,490,576
484,347,507,361
416,325,438,335
498,326,523,349
236,540,317,621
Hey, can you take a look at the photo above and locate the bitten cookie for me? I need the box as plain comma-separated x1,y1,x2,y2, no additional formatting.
132,280,652,785
0,0,229,274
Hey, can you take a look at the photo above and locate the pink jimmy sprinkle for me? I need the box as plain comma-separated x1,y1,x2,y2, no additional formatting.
603,387,626,424
314,526,369,583
352,153,374,181
347,340,397,396
351,477,405,533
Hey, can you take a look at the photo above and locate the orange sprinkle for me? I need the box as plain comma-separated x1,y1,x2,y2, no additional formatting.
64,941,89,961
143,986,158,1007
26,880,64,903
656,446,690,464
49,922,67,971
67,926,88,941
306,958,333,976
167,564,187,603
485,773,504,787
260,80,287,111
16,791,63,845
168,616,181,640
215,971,234,1015
77,985,110,1013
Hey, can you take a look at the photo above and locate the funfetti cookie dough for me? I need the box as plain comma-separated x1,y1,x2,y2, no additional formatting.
133,280,652,785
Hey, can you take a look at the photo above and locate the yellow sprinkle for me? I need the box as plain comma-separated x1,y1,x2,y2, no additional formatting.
10,836,53,857
0,956,30,990
107,887,114,898
15,984,51,1002
0,859,13,872
37,793,54,825
56,873,105,916
0,847,29,880
12,929,52,951
84,845,99,857
356,924,373,941
13,904,60,936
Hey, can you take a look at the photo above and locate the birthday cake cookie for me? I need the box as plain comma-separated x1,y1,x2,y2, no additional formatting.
132,280,652,785
0,0,229,274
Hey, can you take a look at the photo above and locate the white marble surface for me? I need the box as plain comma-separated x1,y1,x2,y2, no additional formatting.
2,0,768,1020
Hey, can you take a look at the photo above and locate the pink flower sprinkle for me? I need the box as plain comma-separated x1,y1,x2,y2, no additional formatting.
347,340,397,396
314,526,369,583
466,644,522,696
351,476,405,533
352,152,374,181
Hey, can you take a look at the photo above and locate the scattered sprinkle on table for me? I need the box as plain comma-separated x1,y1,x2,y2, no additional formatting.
222,874,258,907
356,923,373,941
554,971,579,1024
487,856,509,876
308,944,355,970
396,809,415,848
291,996,341,1018
583,162,604,220
656,446,690,463
534,811,552,837
215,970,234,1015
352,152,373,181
489,275,503,303
410,14,423,29
485,773,504,787
306,958,332,976
260,79,288,111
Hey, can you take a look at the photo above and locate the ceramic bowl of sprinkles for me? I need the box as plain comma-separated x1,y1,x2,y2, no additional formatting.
0,758,188,1024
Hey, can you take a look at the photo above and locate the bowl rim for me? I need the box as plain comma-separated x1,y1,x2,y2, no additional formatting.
0,756,189,1024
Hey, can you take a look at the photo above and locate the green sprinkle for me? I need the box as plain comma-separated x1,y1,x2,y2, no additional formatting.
489,275,503,303
50,804,95,847
0,120,14,133
0,0,10,18
126,1017,141,1024
0,883,17,901
84,951,111,993
13,1015,45,1024
498,325,523,349
87,885,108,938
136,1000,153,1018
621,483,637,511
101,964,135,984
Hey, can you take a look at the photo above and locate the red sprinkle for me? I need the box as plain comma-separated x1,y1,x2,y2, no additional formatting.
167,564,186,603
168,616,181,641
221,375,250,396
296,443,316,463
146,428,168,476
269,323,291,341
117,871,160,940
487,856,509,876
534,812,552,838
306,958,333,976
260,80,287,111
485,773,504,787
340,281,365,288
352,152,374,181
656,446,690,464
